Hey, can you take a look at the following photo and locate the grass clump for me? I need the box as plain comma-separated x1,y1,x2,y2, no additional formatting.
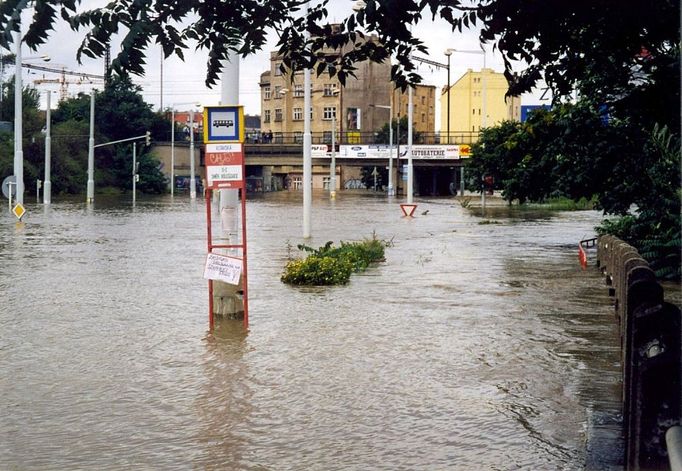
524,196,596,211
281,234,390,286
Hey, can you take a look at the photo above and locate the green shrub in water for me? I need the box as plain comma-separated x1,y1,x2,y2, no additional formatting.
281,235,390,286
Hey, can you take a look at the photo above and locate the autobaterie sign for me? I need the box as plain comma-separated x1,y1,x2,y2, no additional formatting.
205,143,244,188
203,106,245,143
399,145,461,160
340,145,462,160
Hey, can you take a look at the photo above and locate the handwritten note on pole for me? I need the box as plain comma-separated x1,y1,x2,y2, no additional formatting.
203,253,242,285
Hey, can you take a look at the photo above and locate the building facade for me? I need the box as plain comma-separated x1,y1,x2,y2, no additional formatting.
440,68,521,142
391,84,436,135
259,34,393,143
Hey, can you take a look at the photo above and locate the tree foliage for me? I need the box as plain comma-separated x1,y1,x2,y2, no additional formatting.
467,103,680,279
0,75,170,195
2,0,676,99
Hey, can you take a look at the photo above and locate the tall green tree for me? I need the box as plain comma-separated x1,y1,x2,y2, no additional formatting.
45,76,170,194
374,116,420,145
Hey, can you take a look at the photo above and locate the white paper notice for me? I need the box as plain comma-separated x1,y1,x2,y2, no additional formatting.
203,253,242,285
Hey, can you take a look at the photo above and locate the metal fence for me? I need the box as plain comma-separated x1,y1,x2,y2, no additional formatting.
160,130,480,146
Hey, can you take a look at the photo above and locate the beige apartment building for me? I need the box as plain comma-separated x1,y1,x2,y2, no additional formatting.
259,35,393,142
391,85,436,135
440,68,521,141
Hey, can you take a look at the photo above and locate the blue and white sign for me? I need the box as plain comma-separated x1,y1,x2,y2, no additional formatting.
203,106,245,143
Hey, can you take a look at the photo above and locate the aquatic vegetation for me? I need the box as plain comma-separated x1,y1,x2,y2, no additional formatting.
281,234,390,286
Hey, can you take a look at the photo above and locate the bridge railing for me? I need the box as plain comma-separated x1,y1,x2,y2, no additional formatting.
160,130,480,146
597,235,681,470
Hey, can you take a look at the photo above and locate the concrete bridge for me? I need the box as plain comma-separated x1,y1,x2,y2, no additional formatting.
153,138,476,196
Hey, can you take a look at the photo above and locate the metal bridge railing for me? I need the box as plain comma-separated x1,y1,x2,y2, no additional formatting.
160,130,480,146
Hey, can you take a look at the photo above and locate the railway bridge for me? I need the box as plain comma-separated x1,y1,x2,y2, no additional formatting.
154,132,478,196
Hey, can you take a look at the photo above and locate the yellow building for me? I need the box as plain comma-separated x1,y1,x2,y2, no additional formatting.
440,68,520,142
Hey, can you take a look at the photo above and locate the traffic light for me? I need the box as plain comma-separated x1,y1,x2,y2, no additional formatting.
145,131,151,146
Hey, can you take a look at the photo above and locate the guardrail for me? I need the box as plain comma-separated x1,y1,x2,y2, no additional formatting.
597,235,681,470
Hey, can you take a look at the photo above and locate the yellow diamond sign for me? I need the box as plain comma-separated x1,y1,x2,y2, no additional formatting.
12,202,26,220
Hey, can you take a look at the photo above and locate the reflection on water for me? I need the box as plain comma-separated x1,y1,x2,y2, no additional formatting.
1,192,622,469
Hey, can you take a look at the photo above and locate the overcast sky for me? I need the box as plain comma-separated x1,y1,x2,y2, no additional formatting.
9,1,546,130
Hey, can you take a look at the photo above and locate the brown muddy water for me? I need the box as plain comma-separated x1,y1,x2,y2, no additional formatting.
1,191,624,470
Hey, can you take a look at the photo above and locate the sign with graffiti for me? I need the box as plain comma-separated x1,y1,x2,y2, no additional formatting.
205,143,244,188
203,253,242,285
203,106,245,143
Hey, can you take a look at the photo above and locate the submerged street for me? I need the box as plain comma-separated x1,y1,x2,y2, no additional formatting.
1,192,623,469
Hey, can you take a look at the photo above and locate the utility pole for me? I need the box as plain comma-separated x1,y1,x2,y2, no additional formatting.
14,31,24,204
44,91,52,204
87,91,95,203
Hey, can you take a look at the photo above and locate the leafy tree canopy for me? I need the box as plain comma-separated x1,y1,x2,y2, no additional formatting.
0,0,677,101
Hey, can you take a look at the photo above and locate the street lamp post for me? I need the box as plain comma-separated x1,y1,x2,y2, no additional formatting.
444,49,452,144
87,90,95,203
189,109,197,199
302,3,312,238
442,48,486,138
11,31,50,206
44,91,52,204
407,85,414,204
281,87,339,202
170,102,200,197
369,103,394,196
330,112,336,199
14,31,23,204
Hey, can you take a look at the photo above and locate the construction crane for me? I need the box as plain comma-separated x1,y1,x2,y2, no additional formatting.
23,63,105,101
33,76,103,101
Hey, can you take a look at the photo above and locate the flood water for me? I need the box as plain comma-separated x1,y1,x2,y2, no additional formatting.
1,192,624,470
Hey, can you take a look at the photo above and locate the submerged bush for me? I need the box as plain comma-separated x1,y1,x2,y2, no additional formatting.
281,235,390,286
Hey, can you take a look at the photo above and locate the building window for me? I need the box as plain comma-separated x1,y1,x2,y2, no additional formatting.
323,131,332,143
274,86,282,98
293,176,302,189
421,96,425,105
472,108,475,115
323,176,331,189
263,110,271,123
274,132,283,143
274,62,283,76
264,87,271,99
479,109,481,115
293,107,303,121
294,84,304,97
421,113,425,123
274,108,283,122
323,106,337,120
323,83,337,96
294,131,303,143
